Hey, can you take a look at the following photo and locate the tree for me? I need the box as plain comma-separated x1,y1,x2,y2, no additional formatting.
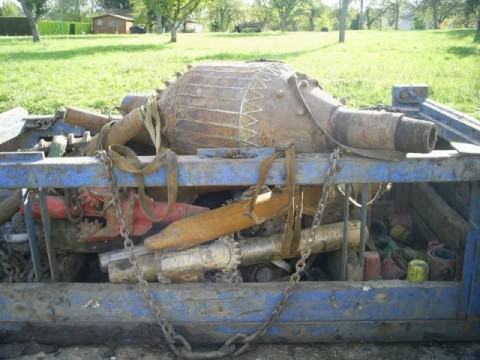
208,0,242,31
387,0,405,29
101,0,131,9
270,0,301,31
466,0,479,41
0,0,21,16
132,0,156,30
49,0,98,22
299,0,325,30
18,0,49,42
158,0,204,41
249,0,277,29
422,0,463,28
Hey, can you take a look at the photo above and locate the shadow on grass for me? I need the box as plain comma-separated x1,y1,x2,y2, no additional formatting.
209,32,287,38
42,34,152,40
1,42,169,61
430,29,476,39
187,42,338,62
446,46,479,57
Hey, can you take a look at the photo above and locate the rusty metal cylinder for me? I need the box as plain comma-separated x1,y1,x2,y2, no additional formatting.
120,94,151,114
83,107,146,155
331,108,437,153
156,62,437,155
64,107,121,130
106,220,363,283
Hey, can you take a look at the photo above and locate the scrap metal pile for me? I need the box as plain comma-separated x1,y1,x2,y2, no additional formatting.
1,61,445,284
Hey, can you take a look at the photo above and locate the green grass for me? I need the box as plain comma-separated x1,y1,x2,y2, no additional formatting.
0,30,479,118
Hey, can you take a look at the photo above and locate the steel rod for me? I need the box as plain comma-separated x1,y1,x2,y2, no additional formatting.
22,189,41,281
39,188,59,281
359,183,369,270
341,184,351,281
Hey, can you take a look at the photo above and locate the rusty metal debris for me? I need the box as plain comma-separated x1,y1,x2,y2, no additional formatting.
0,61,450,359
1,61,441,284
103,220,362,282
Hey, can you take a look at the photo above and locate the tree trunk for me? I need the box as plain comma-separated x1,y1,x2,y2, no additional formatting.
220,12,225,31
308,12,315,31
29,18,40,42
359,0,364,29
156,14,163,33
339,0,349,42
394,4,399,30
19,0,40,42
170,27,177,42
279,12,288,32
432,0,439,29
475,16,480,42
366,8,371,29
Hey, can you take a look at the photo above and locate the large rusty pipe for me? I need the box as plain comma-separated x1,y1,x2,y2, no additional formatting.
107,220,363,283
64,107,121,130
302,86,437,153
83,107,147,155
120,94,151,114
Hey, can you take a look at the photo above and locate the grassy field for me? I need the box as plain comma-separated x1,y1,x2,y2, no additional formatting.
0,30,479,118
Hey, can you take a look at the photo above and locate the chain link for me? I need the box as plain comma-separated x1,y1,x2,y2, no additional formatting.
95,147,340,359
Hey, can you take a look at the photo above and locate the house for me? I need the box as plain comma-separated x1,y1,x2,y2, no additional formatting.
92,14,133,34
178,21,203,33
399,10,415,30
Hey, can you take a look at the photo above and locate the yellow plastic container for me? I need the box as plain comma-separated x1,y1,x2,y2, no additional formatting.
407,259,429,283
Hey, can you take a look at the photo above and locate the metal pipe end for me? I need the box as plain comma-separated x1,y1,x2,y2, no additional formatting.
394,116,437,153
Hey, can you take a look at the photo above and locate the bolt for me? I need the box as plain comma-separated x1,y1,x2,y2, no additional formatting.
299,80,309,88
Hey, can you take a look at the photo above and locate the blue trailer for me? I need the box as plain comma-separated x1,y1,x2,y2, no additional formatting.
0,85,479,347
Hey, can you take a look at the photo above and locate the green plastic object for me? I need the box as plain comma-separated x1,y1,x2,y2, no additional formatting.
407,259,429,283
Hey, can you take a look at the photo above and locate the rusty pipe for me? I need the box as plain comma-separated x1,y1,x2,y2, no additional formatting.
301,85,437,154
120,94,151,114
64,107,121,130
106,220,363,283
82,107,147,155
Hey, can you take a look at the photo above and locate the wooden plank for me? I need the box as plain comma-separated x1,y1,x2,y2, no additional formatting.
0,282,460,325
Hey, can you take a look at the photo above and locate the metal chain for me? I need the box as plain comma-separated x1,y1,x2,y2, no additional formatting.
95,147,340,359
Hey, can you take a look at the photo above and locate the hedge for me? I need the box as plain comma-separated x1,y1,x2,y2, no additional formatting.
39,20,91,35
0,17,31,35
0,17,91,36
